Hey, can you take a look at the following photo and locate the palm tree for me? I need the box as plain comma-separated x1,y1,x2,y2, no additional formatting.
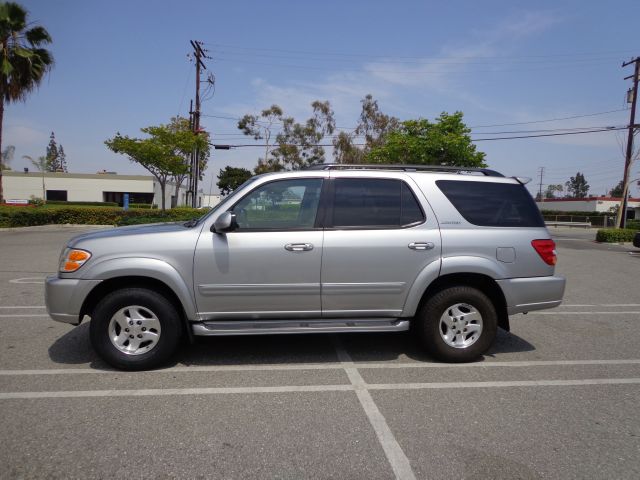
0,2,53,203
1,144,14,169
22,154,46,201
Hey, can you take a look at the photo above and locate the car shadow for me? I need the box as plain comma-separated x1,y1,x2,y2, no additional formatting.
48,323,535,370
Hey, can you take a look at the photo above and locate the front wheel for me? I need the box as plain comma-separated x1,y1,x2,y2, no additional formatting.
415,286,497,362
89,288,182,370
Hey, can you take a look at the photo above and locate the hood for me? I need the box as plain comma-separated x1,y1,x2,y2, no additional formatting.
67,222,196,247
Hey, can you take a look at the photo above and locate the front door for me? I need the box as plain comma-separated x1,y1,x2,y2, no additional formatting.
194,177,324,320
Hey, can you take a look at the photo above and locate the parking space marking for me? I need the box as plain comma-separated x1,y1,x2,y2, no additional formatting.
8,277,46,284
369,378,640,390
528,311,640,315
0,314,50,318
0,384,354,399
0,306,46,309
2,378,639,401
333,338,417,480
561,304,640,307
2,359,640,376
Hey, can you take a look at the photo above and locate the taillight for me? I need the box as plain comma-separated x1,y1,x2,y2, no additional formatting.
531,239,557,265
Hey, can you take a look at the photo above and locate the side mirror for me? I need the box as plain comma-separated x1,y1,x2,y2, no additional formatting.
211,211,237,233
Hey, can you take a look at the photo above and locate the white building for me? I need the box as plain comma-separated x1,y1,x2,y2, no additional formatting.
2,170,221,209
536,197,640,219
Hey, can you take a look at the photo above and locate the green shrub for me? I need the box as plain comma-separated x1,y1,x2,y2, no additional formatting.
129,203,155,209
45,200,119,207
627,220,640,230
0,206,204,228
596,228,639,243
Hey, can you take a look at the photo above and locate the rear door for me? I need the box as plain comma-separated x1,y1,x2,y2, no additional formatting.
320,175,441,318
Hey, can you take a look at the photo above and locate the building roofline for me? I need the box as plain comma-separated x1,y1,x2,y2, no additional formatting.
3,171,154,181
539,196,640,202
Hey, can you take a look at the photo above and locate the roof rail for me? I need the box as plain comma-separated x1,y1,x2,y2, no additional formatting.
305,163,504,177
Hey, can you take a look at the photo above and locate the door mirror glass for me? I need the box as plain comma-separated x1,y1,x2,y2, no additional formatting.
211,211,237,233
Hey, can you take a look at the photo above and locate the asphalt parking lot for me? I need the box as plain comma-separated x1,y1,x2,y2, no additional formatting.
1,225,639,479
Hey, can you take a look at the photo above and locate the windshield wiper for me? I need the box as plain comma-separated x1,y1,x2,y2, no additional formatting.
183,218,200,228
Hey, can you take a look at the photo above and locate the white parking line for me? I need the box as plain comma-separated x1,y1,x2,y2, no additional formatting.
0,306,46,309
527,312,640,315
2,359,640,376
334,338,417,480
8,277,45,284
0,314,50,318
1,378,639,401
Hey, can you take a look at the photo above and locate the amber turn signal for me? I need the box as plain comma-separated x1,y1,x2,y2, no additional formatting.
60,249,92,272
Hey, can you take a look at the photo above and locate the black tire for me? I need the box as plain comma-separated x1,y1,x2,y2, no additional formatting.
414,286,497,363
89,287,182,371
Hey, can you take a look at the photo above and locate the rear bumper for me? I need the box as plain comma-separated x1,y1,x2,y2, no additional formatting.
45,275,102,325
496,275,566,315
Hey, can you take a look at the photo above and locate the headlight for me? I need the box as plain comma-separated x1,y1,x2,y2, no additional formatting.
59,248,92,273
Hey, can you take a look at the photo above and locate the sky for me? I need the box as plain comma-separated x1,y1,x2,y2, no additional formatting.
6,0,640,198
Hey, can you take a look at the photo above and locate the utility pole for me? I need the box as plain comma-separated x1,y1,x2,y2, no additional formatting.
187,40,209,208
619,56,640,228
537,167,545,202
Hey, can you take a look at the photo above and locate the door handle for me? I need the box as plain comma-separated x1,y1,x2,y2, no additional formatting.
408,242,435,250
285,243,314,252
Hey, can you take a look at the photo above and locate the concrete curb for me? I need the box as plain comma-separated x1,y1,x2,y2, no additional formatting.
0,224,115,232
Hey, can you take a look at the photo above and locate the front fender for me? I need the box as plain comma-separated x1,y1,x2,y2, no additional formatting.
78,257,198,320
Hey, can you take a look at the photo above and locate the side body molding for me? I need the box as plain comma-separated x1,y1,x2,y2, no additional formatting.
79,257,198,320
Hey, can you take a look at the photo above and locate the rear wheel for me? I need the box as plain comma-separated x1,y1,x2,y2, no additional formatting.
89,287,182,370
415,286,497,362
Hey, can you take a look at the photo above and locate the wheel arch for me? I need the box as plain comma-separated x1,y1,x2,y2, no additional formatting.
79,276,194,341
416,273,510,332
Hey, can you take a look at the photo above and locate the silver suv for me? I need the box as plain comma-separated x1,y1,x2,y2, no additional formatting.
45,165,565,370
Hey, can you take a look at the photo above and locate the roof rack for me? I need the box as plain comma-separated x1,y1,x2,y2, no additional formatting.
305,163,504,177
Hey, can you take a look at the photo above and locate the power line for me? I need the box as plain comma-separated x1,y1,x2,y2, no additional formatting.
209,125,629,148
469,109,628,128
201,109,629,132
204,42,637,61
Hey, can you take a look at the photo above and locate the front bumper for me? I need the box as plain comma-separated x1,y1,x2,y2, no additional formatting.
497,275,566,315
45,275,102,325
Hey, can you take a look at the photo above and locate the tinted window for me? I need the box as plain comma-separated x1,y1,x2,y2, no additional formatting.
331,178,425,228
436,180,544,227
232,178,322,230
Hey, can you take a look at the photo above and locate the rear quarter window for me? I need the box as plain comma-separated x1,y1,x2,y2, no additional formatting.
436,180,545,227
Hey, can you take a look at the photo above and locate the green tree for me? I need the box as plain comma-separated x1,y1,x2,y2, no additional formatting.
565,172,590,198
238,105,283,173
239,101,335,173
333,94,399,164
0,2,54,203
57,144,67,172
367,112,486,167
148,116,210,207
217,166,252,196
609,180,624,198
22,154,47,200
545,184,563,199
46,131,59,171
1,144,13,170
105,118,209,210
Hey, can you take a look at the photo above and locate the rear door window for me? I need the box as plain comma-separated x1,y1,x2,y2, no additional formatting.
436,180,544,227
330,178,425,228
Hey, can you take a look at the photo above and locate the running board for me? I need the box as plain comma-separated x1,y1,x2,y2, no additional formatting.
191,318,410,336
